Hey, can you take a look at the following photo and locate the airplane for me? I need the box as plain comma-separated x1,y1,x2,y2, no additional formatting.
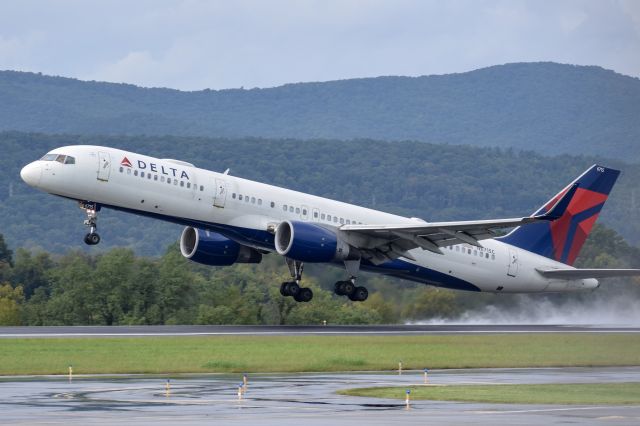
20,146,640,303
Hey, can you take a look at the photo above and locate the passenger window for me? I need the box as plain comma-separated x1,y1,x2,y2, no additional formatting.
303,209,307,215
468,249,472,254
346,219,351,224
321,213,326,220
314,212,319,218
154,175,158,181
134,170,138,176
232,193,236,199
333,217,338,223
64,156,75,165
187,182,190,188
119,167,123,173
200,185,204,191
295,207,300,214
485,253,489,259
251,197,256,204
289,206,294,212
492,254,496,260
174,180,178,185
127,168,131,175
147,173,151,179
141,172,145,178
180,181,184,187
258,199,262,205
340,218,344,224
456,246,460,252
160,176,165,182
167,178,171,184
283,204,287,211
245,196,249,202
271,202,275,208
239,195,243,200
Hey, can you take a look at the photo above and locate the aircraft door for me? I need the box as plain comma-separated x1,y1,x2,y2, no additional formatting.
97,152,111,181
507,248,519,277
213,179,227,208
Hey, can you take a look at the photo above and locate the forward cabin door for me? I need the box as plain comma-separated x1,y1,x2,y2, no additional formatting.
97,152,111,181
507,248,519,277
213,179,227,208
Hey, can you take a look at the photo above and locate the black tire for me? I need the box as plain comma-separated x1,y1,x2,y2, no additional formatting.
295,287,313,303
288,282,300,296
342,281,355,296
84,233,100,245
334,281,345,296
354,286,368,302
280,282,289,296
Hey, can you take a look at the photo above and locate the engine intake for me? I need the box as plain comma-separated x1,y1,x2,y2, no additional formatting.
275,220,356,263
180,227,262,266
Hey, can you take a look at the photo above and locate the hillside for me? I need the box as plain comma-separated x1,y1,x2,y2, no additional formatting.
0,62,638,161
0,132,638,255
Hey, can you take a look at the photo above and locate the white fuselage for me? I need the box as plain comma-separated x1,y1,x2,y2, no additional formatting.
20,145,598,293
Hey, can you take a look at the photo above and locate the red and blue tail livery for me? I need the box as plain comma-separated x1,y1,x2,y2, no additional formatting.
499,165,620,265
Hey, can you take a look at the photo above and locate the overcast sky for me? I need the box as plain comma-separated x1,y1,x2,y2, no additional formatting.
1,0,638,90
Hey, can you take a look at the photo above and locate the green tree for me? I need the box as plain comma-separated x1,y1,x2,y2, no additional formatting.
0,283,23,325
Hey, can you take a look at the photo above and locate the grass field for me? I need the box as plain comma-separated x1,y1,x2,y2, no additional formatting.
1,333,639,375
338,382,640,405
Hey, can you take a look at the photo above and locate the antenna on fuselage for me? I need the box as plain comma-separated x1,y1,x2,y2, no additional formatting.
223,168,230,175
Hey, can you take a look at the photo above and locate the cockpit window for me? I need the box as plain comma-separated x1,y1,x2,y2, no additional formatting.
40,154,58,161
39,153,76,164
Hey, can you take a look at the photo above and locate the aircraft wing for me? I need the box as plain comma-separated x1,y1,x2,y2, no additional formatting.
339,183,578,264
536,268,640,280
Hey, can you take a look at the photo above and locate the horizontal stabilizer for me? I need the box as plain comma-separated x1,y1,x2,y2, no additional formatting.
536,268,640,280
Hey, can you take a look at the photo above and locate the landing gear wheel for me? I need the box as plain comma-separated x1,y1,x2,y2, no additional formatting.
84,232,100,245
294,287,313,303
287,282,300,297
342,281,355,296
280,282,289,296
349,286,368,302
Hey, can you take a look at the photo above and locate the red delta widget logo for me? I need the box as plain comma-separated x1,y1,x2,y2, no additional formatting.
120,157,190,180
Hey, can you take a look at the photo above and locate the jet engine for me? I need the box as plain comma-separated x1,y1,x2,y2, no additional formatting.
274,220,356,262
180,227,262,266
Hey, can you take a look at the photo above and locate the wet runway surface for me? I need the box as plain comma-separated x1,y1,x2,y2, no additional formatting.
2,368,640,425
2,324,640,337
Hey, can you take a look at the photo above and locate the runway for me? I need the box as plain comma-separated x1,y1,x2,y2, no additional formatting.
2,368,639,425
1,324,640,338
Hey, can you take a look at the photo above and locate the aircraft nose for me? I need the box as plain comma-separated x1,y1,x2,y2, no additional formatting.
20,162,42,187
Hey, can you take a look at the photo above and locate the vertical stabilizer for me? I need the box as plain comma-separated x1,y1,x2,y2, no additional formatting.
498,165,620,265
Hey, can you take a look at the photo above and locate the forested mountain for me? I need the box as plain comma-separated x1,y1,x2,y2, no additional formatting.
0,132,638,255
0,62,638,161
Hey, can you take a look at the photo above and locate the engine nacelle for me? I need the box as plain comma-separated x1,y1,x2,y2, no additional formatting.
274,220,355,262
180,227,262,266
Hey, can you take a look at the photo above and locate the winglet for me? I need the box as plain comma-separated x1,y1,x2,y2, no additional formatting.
536,183,579,221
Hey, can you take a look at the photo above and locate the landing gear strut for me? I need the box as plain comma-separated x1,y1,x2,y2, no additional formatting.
80,201,101,245
281,258,313,302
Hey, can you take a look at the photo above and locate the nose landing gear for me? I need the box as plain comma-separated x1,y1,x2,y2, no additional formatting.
80,201,101,245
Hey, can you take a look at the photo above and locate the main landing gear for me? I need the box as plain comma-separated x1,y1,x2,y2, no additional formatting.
334,279,368,302
80,201,101,245
334,259,368,302
279,258,369,303
281,258,313,303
